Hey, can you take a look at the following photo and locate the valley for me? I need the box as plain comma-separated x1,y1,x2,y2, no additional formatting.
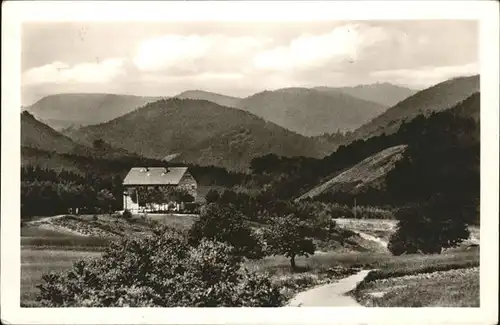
19,74,481,308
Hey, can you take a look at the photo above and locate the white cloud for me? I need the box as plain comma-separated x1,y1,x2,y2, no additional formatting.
133,34,270,73
21,21,479,104
253,24,389,71
22,58,125,85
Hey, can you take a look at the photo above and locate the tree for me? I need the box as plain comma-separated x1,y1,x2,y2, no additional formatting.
189,203,264,259
265,213,316,270
205,189,220,204
96,189,115,214
388,196,471,255
92,138,105,150
386,111,479,254
37,226,284,307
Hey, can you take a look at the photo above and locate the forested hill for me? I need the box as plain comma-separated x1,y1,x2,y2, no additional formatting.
26,93,163,130
343,75,480,144
236,88,387,136
21,111,134,159
65,98,334,172
248,92,480,204
314,82,418,107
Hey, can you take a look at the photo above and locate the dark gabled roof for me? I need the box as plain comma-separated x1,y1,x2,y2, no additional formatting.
123,167,188,185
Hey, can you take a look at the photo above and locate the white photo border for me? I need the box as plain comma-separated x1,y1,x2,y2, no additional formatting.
2,1,498,324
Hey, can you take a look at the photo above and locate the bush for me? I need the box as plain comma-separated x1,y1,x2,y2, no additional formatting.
122,209,133,220
189,203,264,259
388,199,471,255
37,226,284,307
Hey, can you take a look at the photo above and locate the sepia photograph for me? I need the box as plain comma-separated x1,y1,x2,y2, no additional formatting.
1,1,499,325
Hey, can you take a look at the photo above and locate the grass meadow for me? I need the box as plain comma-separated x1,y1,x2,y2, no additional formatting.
352,266,480,307
20,214,480,307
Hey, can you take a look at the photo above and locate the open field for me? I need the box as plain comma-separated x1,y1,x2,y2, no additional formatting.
335,218,480,247
352,266,479,307
247,248,479,276
21,214,480,307
21,249,102,307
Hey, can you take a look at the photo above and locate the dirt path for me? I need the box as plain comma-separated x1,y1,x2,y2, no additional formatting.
27,214,67,225
356,231,388,248
287,270,371,307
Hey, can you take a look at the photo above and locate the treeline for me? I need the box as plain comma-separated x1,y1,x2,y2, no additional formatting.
21,166,122,217
205,188,395,222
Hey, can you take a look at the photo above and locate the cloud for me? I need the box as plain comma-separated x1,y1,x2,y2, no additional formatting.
21,21,479,104
22,58,126,85
133,34,270,74
253,24,389,71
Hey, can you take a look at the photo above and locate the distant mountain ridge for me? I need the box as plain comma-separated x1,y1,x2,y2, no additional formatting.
65,98,332,171
175,90,241,108
345,75,480,144
236,88,387,136
25,93,164,130
25,82,418,136
314,82,418,107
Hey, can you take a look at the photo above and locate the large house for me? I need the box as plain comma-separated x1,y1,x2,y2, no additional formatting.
122,167,197,212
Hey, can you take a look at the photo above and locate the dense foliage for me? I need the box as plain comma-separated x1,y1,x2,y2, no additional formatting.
189,203,264,259
265,212,316,269
387,110,479,254
37,227,284,307
21,166,122,217
249,94,479,207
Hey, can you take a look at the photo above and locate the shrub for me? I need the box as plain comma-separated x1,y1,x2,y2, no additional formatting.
122,209,133,220
388,198,471,255
37,226,284,307
189,203,264,259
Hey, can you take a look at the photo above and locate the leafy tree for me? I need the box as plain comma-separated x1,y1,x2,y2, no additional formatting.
92,138,105,150
386,111,479,254
205,189,220,204
388,196,472,255
96,189,115,214
265,213,316,269
189,203,264,259
37,227,284,307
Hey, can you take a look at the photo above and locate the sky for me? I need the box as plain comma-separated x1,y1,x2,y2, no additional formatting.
21,20,478,105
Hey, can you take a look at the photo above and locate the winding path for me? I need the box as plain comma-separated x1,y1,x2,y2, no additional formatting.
287,270,371,307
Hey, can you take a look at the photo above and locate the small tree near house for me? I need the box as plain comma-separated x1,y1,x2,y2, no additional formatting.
265,213,316,270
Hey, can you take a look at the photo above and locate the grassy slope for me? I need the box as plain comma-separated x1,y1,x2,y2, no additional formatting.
298,145,407,200
352,261,479,307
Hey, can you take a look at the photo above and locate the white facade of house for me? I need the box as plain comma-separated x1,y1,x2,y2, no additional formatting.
122,167,197,213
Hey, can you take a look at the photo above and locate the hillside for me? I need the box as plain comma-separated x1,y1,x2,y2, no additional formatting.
175,90,241,108
25,93,163,130
450,92,480,122
236,88,387,136
21,111,91,156
297,145,407,201
21,112,134,159
66,98,329,171
346,75,480,142
314,83,418,107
